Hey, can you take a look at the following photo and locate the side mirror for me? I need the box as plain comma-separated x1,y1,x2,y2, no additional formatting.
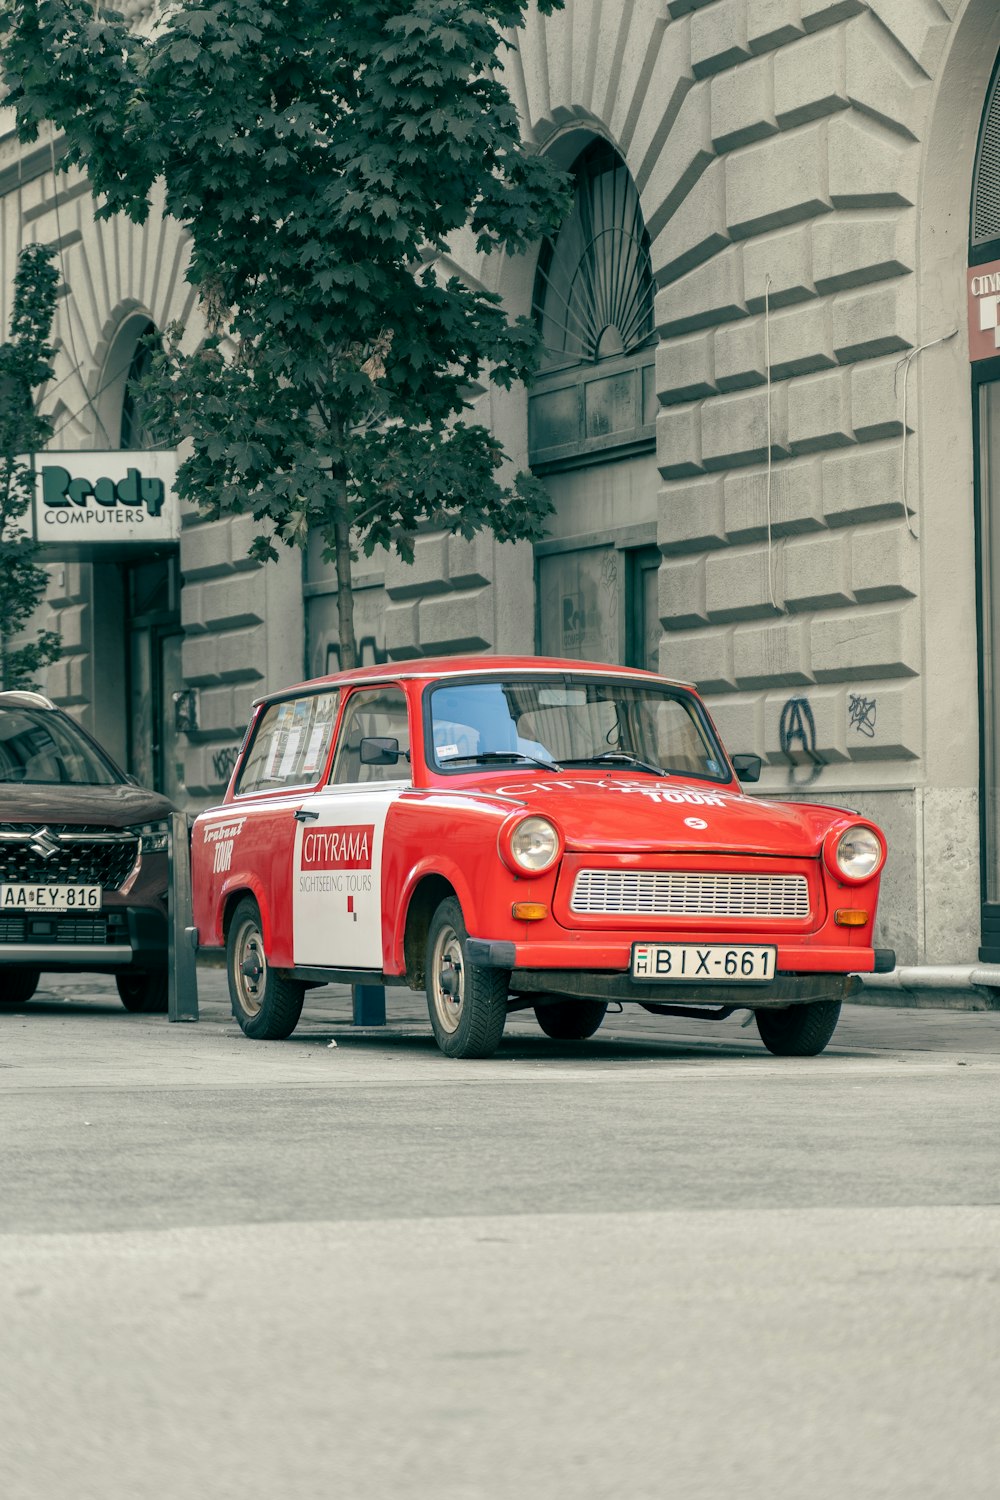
731,753,762,783
360,736,401,766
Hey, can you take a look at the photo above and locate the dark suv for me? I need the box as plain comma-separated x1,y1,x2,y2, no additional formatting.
0,690,173,1012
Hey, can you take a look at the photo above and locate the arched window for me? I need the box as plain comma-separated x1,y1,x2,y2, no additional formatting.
529,141,656,469
120,320,160,450
973,57,1000,260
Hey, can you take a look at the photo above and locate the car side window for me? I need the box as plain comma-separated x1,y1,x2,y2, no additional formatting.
330,686,411,785
236,692,339,795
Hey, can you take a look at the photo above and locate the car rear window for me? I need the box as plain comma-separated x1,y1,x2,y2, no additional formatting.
236,692,340,795
0,708,118,785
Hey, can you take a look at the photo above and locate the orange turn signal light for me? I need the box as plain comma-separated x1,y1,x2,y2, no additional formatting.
512,902,548,921
835,909,869,927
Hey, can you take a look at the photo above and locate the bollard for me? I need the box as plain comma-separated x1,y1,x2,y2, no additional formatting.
168,810,199,1022
352,983,386,1026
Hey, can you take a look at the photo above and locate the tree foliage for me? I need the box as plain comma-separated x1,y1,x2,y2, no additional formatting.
0,242,62,690
0,0,570,667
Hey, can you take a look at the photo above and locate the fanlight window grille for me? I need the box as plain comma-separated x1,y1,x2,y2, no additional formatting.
974,59,1000,248
120,320,161,450
533,141,655,374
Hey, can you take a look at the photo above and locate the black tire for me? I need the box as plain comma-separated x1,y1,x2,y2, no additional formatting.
0,968,40,1006
426,896,508,1059
116,971,168,1014
755,1000,842,1057
227,897,305,1040
534,999,607,1040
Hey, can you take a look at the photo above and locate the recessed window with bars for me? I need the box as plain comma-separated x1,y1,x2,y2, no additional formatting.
973,58,1000,255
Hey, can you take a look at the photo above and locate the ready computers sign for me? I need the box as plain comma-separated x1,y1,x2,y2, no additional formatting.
31,451,179,545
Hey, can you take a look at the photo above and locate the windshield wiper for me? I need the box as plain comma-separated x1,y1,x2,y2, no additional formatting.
560,750,668,777
439,750,563,771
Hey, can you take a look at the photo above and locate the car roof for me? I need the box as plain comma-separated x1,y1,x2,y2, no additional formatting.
253,654,696,708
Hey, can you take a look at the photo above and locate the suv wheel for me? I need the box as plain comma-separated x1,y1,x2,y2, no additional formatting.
0,968,40,1006
116,971,168,1014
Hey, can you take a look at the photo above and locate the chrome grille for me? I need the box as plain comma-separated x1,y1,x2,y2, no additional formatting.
0,826,139,890
570,870,810,920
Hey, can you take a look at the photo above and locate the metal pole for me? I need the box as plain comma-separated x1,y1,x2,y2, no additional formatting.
352,983,386,1026
167,810,199,1021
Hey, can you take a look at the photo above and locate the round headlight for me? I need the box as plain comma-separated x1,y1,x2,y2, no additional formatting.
507,816,560,875
834,825,884,882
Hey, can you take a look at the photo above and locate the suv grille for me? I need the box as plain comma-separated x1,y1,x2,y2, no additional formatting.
0,913,128,945
570,870,810,920
0,825,139,890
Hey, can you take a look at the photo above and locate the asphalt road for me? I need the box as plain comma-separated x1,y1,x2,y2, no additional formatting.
2,971,999,1499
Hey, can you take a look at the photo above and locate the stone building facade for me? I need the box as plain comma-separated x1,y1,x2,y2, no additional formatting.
2,0,1000,969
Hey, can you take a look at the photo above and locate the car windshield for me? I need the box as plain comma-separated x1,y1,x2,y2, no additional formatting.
426,676,729,783
0,707,119,785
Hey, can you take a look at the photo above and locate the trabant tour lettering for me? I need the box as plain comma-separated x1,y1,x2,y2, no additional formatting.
301,824,374,871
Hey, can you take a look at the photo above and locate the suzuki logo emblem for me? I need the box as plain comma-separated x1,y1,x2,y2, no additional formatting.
28,827,62,861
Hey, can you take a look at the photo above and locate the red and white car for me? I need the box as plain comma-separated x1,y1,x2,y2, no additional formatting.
190,655,893,1059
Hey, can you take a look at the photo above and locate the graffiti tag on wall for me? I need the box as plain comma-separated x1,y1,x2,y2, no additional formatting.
779,697,826,786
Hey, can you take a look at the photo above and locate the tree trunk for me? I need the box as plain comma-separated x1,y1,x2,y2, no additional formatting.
333,505,358,673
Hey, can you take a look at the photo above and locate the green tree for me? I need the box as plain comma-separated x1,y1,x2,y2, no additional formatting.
0,241,62,690
1,0,569,668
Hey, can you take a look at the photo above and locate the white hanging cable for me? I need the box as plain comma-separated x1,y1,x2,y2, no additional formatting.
894,328,958,540
764,274,778,611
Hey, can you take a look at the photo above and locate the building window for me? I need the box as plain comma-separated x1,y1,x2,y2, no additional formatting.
120,321,160,450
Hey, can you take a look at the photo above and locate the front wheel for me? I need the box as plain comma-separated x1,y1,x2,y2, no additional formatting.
534,999,607,1040
426,897,508,1059
227,897,305,1040
0,968,40,1006
755,1000,842,1057
116,971,168,1013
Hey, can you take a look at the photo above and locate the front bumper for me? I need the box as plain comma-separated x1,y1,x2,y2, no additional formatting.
0,906,167,971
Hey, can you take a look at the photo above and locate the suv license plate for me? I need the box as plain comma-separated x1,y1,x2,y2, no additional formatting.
0,884,102,912
631,943,776,983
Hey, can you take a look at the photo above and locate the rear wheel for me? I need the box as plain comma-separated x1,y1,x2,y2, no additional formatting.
755,1000,842,1057
0,968,40,1007
227,897,305,1040
426,897,508,1059
534,999,607,1040
116,971,168,1014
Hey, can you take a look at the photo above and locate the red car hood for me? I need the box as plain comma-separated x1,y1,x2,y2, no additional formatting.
485,773,848,858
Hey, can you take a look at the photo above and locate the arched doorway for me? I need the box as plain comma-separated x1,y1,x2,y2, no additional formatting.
529,140,660,669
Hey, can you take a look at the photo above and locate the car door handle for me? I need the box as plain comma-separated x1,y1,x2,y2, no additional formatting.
295,809,319,822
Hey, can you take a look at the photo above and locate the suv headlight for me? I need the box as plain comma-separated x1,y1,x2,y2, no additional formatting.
131,820,170,855
499,814,562,876
826,824,884,883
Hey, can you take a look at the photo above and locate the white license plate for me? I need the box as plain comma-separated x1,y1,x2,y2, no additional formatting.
631,942,776,983
0,884,102,912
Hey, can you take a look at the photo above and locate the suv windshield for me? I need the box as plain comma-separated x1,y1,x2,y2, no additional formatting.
426,676,729,782
0,708,119,785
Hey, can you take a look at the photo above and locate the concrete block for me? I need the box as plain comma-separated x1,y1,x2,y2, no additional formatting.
651,161,731,287
810,603,919,681
658,475,728,554
215,626,267,683
845,12,920,140
657,402,705,478
833,283,913,365
706,546,781,621
702,385,789,470
608,3,672,156
783,531,853,612
630,15,694,188
181,633,221,686
822,444,905,527
655,244,746,336
658,554,708,629
711,54,776,154
704,695,763,758
180,518,233,581
588,0,633,122
446,531,492,592
769,301,837,379
46,561,83,609
384,600,420,658
774,28,847,130
418,588,492,654
787,368,854,453
843,679,921,761
850,357,907,441
180,584,206,634
54,602,87,653
743,224,816,312
747,0,805,54
850,522,919,602
197,575,266,632
726,123,831,240
733,617,812,687
714,318,766,391
852,0,949,76
45,652,86,706
828,114,916,210
690,0,751,78
813,213,914,294
662,626,737,693
229,513,265,572
724,458,825,541
385,532,449,600
643,81,716,245
656,333,717,406
197,685,242,737
764,685,850,766
800,0,865,28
